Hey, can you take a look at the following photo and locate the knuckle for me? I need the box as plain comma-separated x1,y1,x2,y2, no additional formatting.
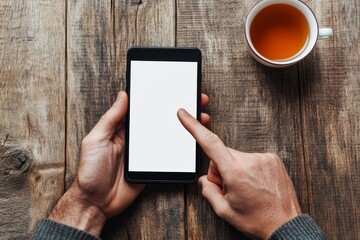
251,153,263,161
266,152,279,160
214,204,228,219
247,153,283,172
247,154,262,170
250,160,261,171
264,153,282,165
81,134,96,146
203,132,221,145
81,136,90,146
100,112,110,122
201,187,208,197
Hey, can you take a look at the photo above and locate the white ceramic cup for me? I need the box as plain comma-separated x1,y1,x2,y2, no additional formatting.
245,0,333,67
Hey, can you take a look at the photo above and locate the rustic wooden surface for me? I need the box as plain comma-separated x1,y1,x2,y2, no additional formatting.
0,0,359,239
0,0,66,239
298,1,360,239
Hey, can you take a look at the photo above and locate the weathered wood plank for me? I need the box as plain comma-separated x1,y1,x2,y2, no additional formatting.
0,0,65,239
67,0,185,239
177,1,308,239
299,0,360,238
105,1,185,239
66,0,118,187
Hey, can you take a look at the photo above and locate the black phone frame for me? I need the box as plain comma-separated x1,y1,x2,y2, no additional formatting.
125,47,202,183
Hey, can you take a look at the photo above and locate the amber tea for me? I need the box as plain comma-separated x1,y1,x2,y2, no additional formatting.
250,4,310,61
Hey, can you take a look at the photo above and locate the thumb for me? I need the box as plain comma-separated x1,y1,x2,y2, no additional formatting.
199,175,229,219
90,91,128,139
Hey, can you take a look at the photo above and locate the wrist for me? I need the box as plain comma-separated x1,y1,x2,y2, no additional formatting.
49,184,107,237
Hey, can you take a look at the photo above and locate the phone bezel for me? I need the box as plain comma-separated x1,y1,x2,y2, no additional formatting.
125,47,202,183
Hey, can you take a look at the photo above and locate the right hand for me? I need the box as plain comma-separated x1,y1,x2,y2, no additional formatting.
177,108,301,240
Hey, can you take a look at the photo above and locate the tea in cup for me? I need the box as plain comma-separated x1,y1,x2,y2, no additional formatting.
245,0,333,67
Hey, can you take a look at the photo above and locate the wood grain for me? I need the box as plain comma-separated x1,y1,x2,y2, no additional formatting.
0,0,65,239
66,0,117,187
108,1,186,239
0,0,358,239
177,1,308,239
299,0,360,238
67,0,185,239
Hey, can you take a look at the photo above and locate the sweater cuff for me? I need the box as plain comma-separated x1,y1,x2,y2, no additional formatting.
31,219,101,240
269,214,326,240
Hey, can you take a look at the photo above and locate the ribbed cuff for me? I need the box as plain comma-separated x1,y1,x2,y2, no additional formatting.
31,219,101,240
269,214,326,240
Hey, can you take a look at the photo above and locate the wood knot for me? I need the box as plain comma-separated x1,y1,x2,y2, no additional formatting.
0,146,32,175
131,0,143,5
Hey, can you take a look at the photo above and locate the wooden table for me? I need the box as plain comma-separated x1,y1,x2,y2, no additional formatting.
1,0,359,239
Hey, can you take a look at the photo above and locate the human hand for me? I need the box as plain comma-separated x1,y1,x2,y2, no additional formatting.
49,91,211,236
177,109,301,240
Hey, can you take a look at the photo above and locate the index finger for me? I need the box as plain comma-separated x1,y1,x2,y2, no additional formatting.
177,108,234,171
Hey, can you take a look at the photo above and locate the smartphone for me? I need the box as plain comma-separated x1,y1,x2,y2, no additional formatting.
125,47,201,183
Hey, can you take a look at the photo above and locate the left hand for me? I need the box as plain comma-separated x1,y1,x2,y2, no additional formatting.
49,91,211,236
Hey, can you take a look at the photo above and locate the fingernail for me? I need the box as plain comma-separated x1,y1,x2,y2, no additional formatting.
178,108,188,116
116,91,124,102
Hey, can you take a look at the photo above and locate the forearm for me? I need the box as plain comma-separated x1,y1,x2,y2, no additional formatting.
31,184,106,239
48,183,106,237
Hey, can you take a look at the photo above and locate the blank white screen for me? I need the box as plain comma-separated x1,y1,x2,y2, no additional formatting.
129,61,198,172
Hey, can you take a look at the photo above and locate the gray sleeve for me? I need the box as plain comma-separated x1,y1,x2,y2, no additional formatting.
269,214,326,240
31,219,101,240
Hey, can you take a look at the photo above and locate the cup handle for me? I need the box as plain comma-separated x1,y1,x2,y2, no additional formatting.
318,28,333,39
